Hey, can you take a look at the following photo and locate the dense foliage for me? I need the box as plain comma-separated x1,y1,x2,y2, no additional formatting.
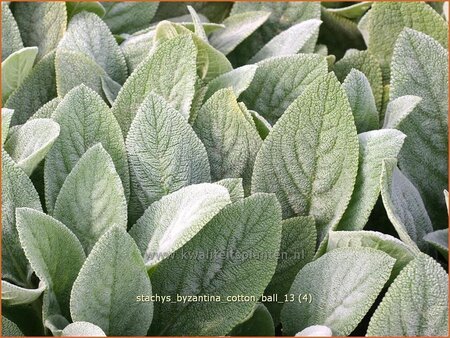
1,1,448,336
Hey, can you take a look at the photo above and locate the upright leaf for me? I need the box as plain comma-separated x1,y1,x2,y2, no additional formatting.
154,21,232,82
240,54,328,124
126,92,210,212
4,119,60,176
367,2,448,77
2,151,42,287
204,65,257,102
381,159,433,251
16,208,85,319
102,2,158,34
342,69,379,133
367,254,448,336
12,2,67,60
120,29,154,72
265,216,316,324
249,19,322,64
5,52,57,126
149,194,282,336
337,129,405,231
70,227,153,336
333,49,383,111
194,89,262,191
281,247,395,336
2,47,38,102
112,35,197,135
382,95,422,129
229,2,321,65
53,144,127,254
2,2,23,61
44,85,129,213
209,11,271,55
55,50,107,98
391,29,448,228
252,73,359,242
130,183,231,267
58,12,127,85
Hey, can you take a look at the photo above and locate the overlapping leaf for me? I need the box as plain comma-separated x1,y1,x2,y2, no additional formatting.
126,92,210,213
44,85,129,213
71,227,153,336
281,247,395,336
252,73,359,242
53,144,127,254
390,29,448,229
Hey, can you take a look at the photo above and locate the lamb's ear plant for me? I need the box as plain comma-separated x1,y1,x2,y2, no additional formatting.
1,2,448,337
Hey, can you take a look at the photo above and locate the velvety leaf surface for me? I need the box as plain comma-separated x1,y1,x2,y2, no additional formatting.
12,2,67,61
149,194,282,336
229,2,321,65
240,54,328,124
61,322,106,337
112,35,197,135
342,69,379,133
126,92,210,212
215,178,244,202
1,280,45,307
53,144,127,254
252,73,359,242
249,19,322,64
55,50,107,98
295,325,332,337
381,159,433,251
4,118,60,176
130,183,231,267
102,2,158,34
194,89,261,191
44,85,129,213
2,108,13,145
16,208,85,319
2,316,24,336
367,253,448,336
209,11,271,55
367,2,448,77
70,227,153,336
327,230,416,279
154,21,232,83
204,65,257,102
1,47,38,102
390,29,448,229
337,129,405,231
5,52,57,126
281,247,395,336
2,151,42,287
334,49,383,111
58,12,127,85
382,95,422,129
1,3,23,61
423,229,448,258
